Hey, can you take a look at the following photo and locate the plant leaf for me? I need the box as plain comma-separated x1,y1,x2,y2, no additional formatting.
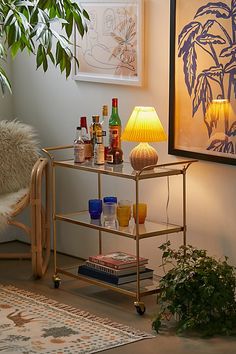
178,22,201,56
193,75,205,116
197,33,226,45
195,2,231,19
220,43,236,57
11,41,21,58
0,67,12,94
203,65,223,84
183,44,197,95
225,58,236,73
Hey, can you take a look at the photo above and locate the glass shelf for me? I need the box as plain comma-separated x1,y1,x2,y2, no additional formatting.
57,264,160,297
55,211,183,239
53,159,196,180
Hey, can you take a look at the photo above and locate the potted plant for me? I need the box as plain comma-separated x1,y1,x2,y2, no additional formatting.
152,241,236,337
0,0,89,94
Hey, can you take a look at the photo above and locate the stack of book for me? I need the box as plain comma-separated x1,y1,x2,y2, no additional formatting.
78,251,153,285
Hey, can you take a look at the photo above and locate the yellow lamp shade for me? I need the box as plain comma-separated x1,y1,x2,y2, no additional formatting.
121,106,167,171
121,106,167,142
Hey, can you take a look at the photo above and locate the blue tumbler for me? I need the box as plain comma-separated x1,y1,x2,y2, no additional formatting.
88,199,103,219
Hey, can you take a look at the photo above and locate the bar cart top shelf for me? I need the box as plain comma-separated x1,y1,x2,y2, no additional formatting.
44,145,197,180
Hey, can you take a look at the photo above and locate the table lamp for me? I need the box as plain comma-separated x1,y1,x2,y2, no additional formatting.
121,106,167,171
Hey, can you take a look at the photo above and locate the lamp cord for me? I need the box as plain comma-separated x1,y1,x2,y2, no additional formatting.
165,176,170,242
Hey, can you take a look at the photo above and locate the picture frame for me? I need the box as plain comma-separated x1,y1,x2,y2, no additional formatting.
169,0,236,165
73,0,144,86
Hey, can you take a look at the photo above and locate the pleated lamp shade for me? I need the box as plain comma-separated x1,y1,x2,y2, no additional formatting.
121,107,167,171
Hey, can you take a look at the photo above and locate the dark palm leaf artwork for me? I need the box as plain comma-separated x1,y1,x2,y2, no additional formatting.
178,0,236,154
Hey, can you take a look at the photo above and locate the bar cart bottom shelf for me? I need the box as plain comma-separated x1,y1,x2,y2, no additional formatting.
52,265,161,315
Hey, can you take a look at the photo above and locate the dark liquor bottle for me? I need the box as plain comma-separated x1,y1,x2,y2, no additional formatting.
109,98,121,149
106,129,123,164
80,116,92,160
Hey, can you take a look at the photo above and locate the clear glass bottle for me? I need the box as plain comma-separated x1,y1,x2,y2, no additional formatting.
109,98,121,149
90,115,102,155
80,116,92,160
94,131,105,165
74,126,85,163
101,105,109,159
106,129,123,165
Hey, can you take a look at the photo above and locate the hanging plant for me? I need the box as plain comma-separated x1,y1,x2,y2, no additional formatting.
0,0,89,94
152,241,236,337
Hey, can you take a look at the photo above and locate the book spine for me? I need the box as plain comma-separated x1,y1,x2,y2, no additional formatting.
88,257,119,269
86,261,146,276
86,261,117,275
78,266,119,284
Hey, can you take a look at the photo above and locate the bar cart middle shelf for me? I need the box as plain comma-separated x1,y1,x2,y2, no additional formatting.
43,145,197,315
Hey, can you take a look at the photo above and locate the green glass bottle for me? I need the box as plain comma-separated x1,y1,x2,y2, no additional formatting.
109,98,121,149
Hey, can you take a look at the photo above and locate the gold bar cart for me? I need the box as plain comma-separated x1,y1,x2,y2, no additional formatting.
43,145,197,314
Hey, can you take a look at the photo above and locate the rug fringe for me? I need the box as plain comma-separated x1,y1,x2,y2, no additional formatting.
0,284,154,340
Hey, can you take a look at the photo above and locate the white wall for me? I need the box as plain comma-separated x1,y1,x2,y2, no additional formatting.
10,0,236,273
0,92,13,119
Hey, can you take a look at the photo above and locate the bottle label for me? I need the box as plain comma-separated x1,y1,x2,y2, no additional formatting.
109,126,121,148
94,144,105,165
74,145,85,163
84,142,92,159
106,153,114,163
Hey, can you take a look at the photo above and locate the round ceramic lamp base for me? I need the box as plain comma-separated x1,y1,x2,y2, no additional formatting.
129,143,158,171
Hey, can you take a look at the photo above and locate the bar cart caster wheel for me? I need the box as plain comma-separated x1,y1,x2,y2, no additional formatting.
134,301,146,315
53,275,61,289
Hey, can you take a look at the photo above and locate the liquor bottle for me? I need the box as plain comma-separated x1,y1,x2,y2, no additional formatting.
80,116,92,160
94,131,105,165
106,129,123,165
74,127,85,163
90,115,102,155
109,98,121,149
101,105,109,159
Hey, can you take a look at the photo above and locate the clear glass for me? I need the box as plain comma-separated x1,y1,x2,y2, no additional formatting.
103,202,117,222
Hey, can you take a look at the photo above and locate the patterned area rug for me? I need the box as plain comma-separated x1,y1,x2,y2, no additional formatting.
0,284,153,353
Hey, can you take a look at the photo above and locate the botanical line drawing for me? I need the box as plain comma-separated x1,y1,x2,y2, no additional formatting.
178,0,236,154
80,4,137,77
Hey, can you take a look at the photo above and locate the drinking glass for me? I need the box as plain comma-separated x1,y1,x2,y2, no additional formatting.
103,202,117,222
118,200,132,218
133,203,147,224
117,205,131,227
88,199,102,219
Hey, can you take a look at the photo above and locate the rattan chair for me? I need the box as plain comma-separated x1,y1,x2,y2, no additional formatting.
0,120,51,278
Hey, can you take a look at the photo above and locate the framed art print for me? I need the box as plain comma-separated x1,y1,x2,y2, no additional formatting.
73,0,144,86
169,0,236,165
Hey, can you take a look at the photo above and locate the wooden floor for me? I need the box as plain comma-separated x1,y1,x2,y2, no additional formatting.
0,241,236,354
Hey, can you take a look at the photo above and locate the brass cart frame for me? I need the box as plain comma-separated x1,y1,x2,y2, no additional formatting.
43,145,197,314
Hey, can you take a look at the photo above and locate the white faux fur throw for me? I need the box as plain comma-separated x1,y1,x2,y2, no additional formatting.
0,188,28,232
0,120,39,194
0,120,39,232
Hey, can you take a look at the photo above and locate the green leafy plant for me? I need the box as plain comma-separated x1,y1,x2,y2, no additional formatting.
152,241,236,337
0,0,89,94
